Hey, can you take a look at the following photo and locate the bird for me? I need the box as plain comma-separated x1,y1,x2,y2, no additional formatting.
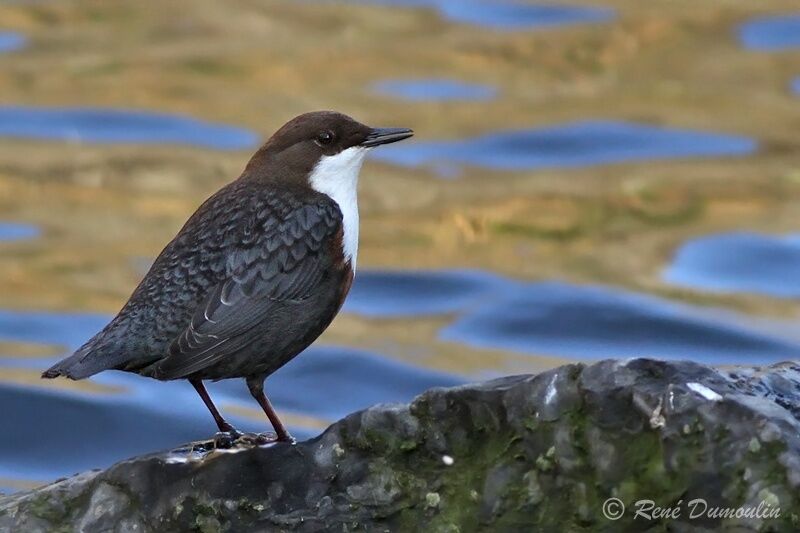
42,111,413,443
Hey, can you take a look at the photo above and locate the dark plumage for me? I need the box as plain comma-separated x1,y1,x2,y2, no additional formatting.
42,111,413,441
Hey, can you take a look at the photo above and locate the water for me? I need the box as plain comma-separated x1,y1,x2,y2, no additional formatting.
4,262,800,487
344,270,800,364
0,382,205,483
440,280,800,363
0,32,25,53
0,222,39,242
370,120,757,176
371,79,497,101
738,14,800,51
792,77,800,95
0,308,462,487
345,269,511,317
351,0,614,30
664,232,800,298
215,346,464,420
0,310,109,352
0,346,463,484
0,106,259,150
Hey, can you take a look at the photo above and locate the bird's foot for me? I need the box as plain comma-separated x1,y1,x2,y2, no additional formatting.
246,432,278,445
277,433,297,445
212,429,243,449
212,430,283,448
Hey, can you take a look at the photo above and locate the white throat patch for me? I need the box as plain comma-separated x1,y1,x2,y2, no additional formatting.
308,146,368,270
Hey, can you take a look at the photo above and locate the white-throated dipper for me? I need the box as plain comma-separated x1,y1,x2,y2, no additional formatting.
42,111,413,442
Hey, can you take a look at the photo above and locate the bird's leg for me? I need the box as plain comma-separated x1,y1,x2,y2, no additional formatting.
246,376,293,443
190,379,240,436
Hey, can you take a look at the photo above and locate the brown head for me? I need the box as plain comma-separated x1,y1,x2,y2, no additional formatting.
244,111,413,184
243,111,413,270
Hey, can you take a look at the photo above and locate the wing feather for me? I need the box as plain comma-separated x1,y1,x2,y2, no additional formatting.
154,194,342,379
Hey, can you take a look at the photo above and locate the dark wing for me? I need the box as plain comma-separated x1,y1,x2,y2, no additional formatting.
154,196,342,379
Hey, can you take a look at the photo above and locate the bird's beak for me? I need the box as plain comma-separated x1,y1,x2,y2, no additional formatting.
361,127,414,147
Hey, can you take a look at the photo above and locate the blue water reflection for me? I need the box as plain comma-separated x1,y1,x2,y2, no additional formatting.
345,269,511,317
738,14,800,51
0,223,39,242
371,121,757,176
0,106,259,150
440,281,800,363
0,309,462,486
215,346,464,420
664,232,800,298
372,79,497,101
0,310,109,353
6,263,800,487
0,32,25,53
0,383,205,482
355,0,614,30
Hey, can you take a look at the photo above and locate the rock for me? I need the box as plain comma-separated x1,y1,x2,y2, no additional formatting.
2,358,800,532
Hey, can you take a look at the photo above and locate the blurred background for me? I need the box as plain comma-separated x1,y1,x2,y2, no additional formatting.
1,0,800,492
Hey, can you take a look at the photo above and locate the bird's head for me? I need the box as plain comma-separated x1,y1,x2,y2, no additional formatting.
245,111,413,189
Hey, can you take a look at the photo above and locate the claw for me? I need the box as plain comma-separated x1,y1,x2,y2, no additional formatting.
213,430,241,449
278,433,297,445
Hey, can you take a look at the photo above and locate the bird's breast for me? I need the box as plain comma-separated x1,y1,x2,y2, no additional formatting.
307,147,365,270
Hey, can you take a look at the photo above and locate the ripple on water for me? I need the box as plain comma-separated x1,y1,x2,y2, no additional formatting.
0,310,109,354
214,346,465,421
0,32,25,53
440,281,800,364
8,264,797,485
0,310,206,484
370,121,757,176
0,382,206,483
738,14,800,51
0,222,39,242
371,79,497,101
0,308,464,486
664,232,800,298
350,0,614,30
0,106,259,150
344,269,511,317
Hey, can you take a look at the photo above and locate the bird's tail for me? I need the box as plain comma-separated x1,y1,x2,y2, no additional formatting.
42,343,110,380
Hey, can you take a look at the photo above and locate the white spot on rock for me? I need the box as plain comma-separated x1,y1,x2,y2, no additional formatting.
686,382,722,401
544,373,558,405
648,398,665,429
213,446,250,455
333,443,345,458
164,455,191,464
426,492,441,508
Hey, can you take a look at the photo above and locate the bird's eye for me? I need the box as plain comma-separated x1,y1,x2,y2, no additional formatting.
316,131,334,146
